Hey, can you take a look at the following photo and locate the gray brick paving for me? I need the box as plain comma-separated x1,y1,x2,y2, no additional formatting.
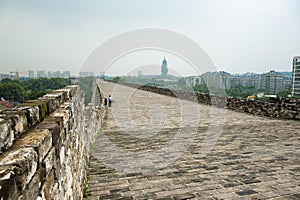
86,81,300,200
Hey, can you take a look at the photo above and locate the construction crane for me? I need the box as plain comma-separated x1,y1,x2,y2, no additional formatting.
10,70,19,80
10,70,28,80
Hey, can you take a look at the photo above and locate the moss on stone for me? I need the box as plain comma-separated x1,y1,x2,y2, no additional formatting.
37,101,48,119
18,100,48,121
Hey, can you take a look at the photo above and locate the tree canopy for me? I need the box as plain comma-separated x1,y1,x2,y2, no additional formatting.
194,83,265,98
0,78,68,103
193,84,209,93
276,90,291,98
225,85,265,98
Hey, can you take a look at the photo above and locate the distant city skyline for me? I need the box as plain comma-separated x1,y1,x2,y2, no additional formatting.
0,0,300,76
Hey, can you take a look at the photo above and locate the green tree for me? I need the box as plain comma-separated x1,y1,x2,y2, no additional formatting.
24,90,46,101
226,87,240,97
0,82,25,102
112,76,121,82
225,85,263,98
277,90,290,98
1,78,14,84
193,84,209,93
0,77,68,103
24,78,67,91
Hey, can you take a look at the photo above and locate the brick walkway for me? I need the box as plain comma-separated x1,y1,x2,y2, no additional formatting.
86,80,300,200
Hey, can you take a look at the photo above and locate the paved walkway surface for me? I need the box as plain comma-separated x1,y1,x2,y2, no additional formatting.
87,80,300,200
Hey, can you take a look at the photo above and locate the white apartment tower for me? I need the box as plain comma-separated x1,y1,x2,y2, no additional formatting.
292,56,300,97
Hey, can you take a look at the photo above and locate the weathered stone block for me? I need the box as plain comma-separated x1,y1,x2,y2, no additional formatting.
57,180,65,200
43,92,65,105
56,88,71,100
53,154,61,182
18,168,46,200
18,106,40,126
59,146,65,166
50,182,59,200
0,165,20,200
36,121,61,151
14,129,52,163
64,85,79,97
68,117,74,132
64,131,71,151
38,97,60,114
60,102,73,118
0,148,38,190
50,108,70,126
51,91,68,103
64,164,73,193
43,147,55,177
40,170,55,200
44,115,64,131
19,100,48,121
0,110,28,138
0,119,14,154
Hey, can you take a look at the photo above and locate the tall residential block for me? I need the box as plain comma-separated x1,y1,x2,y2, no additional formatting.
37,70,47,78
28,70,34,78
201,71,231,90
260,70,283,95
292,56,300,97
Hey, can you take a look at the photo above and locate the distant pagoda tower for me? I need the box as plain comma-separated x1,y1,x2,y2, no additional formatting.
161,56,168,77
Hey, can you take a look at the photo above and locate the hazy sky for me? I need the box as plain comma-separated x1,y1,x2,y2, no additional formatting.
0,0,300,76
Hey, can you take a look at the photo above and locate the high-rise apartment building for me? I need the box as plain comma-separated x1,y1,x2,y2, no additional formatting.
201,71,231,90
292,56,300,97
28,70,34,78
260,70,283,95
62,71,71,78
187,76,202,86
37,70,47,78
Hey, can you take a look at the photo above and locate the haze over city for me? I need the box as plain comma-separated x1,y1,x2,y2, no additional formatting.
0,0,300,76
1,1,300,199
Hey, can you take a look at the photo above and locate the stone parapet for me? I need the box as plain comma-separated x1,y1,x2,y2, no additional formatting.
113,81,300,120
0,85,104,199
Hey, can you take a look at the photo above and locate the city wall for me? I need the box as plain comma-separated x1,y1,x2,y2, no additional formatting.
0,85,104,199
114,81,300,120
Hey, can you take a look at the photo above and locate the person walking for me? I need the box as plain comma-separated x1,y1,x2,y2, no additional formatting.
108,95,112,107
